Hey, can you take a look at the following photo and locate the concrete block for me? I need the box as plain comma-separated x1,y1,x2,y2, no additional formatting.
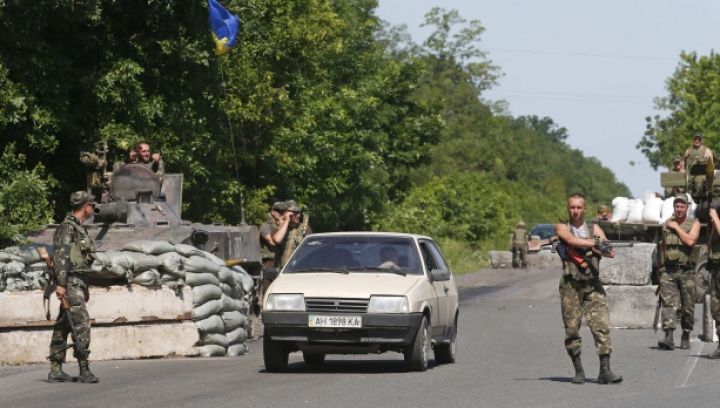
604,284,658,329
599,243,654,286
489,251,512,269
0,285,192,328
526,252,562,269
0,321,200,364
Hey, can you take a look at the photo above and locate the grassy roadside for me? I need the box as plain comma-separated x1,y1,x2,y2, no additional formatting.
437,237,508,275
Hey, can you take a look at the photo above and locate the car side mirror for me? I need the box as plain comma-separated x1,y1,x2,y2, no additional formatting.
263,267,280,282
429,268,450,282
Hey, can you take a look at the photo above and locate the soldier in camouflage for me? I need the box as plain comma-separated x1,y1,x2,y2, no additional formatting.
555,193,622,385
705,208,720,359
132,142,164,183
664,155,687,198
47,191,99,383
511,221,528,268
657,194,700,351
272,200,312,268
684,132,713,170
259,202,287,268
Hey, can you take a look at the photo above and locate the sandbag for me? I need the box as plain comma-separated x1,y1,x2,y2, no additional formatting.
232,268,255,295
660,197,675,223
192,284,223,306
4,245,51,264
2,261,25,277
27,262,47,272
219,282,236,297
127,252,161,273
197,345,227,357
642,192,664,224
217,267,235,286
226,343,248,356
226,327,248,344
193,299,223,321
133,269,160,286
122,240,175,255
626,199,644,224
204,252,226,266
173,244,205,258
198,332,230,348
185,256,221,275
0,251,11,262
24,276,47,291
5,277,27,292
221,294,245,312
194,314,224,333
157,252,186,278
222,311,247,331
185,271,220,287
611,197,630,223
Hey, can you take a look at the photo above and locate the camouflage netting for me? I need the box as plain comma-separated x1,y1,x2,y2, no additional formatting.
0,241,254,357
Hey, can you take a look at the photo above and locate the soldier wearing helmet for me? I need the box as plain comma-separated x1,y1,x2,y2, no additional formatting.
273,200,312,268
511,221,529,268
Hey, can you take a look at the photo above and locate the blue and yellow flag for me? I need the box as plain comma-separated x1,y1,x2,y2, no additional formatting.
208,0,239,56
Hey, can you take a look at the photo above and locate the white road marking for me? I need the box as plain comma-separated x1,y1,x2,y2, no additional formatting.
678,341,704,388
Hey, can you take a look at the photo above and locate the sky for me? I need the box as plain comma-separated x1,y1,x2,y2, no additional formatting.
376,0,720,199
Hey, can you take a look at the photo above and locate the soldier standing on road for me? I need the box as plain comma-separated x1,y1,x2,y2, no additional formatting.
706,208,720,359
48,191,99,383
511,221,529,268
555,193,622,385
684,132,713,170
657,195,700,350
259,202,287,268
272,200,312,268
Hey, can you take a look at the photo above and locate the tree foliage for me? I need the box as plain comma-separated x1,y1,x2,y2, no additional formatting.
638,51,720,170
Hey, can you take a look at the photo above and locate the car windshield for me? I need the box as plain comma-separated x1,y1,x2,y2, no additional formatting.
284,236,423,275
530,224,556,240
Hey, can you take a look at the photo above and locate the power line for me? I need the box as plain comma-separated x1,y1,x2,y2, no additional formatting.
486,47,679,62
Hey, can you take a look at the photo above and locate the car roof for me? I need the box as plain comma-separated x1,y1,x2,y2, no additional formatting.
532,224,556,229
303,231,434,241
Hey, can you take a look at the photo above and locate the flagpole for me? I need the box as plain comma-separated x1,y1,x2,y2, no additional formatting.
218,56,247,226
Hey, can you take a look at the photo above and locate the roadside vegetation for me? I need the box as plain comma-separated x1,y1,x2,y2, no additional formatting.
1,1,636,270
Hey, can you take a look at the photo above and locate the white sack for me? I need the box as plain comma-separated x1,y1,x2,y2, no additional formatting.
127,252,161,273
193,299,223,321
192,284,222,306
222,311,247,331
660,197,675,223
226,327,248,344
197,345,227,357
226,343,248,356
626,199,644,224
156,252,186,278
122,240,175,255
198,332,230,348
642,192,664,224
185,256,221,275
194,315,225,333
133,269,160,286
173,244,206,258
185,272,220,287
611,197,630,223
0,251,11,262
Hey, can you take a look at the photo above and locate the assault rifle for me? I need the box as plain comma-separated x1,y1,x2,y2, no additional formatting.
37,248,90,361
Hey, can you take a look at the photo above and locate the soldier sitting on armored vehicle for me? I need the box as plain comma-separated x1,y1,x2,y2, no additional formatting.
664,155,687,198
685,132,713,169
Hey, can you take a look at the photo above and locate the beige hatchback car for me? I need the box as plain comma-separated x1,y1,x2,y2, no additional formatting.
261,232,459,372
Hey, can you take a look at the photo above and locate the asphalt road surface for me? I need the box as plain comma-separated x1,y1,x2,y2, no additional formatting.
2,267,720,408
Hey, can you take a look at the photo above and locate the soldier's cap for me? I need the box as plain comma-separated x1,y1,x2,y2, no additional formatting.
70,191,96,206
271,201,287,212
672,154,682,163
285,200,302,212
673,194,689,204
693,132,703,140
517,220,525,227
598,205,610,214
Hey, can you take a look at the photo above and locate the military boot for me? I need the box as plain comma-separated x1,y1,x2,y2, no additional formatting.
597,354,623,384
707,342,720,359
47,362,72,383
570,356,585,384
658,329,674,350
680,331,690,349
78,360,99,383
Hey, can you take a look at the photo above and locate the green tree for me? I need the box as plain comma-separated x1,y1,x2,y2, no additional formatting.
638,51,720,170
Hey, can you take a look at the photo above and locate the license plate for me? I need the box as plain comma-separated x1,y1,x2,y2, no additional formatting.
308,315,362,328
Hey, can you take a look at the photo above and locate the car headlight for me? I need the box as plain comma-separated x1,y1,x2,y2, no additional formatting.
265,294,305,311
367,296,409,314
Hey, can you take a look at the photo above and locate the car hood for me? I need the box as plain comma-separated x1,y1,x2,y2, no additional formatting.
269,273,424,298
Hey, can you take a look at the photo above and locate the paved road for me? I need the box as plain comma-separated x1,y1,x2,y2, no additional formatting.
2,267,720,408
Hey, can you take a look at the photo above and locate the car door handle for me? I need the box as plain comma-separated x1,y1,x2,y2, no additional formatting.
444,286,449,293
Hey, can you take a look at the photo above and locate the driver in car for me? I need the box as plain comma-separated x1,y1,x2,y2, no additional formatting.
378,246,400,269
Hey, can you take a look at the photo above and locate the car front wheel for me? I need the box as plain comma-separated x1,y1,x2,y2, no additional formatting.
404,316,429,372
263,335,289,373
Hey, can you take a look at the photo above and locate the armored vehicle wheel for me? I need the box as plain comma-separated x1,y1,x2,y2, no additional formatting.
302,353,325,366
263,335,289,373
404,316,429,372
434,315,457,364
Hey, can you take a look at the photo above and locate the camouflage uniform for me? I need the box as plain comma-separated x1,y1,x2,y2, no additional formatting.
706,220,720,352
137,159,164,184
275,201,312,268
664,155,686,198
659,217,696,332
511,225,528,268
558,222,612,357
